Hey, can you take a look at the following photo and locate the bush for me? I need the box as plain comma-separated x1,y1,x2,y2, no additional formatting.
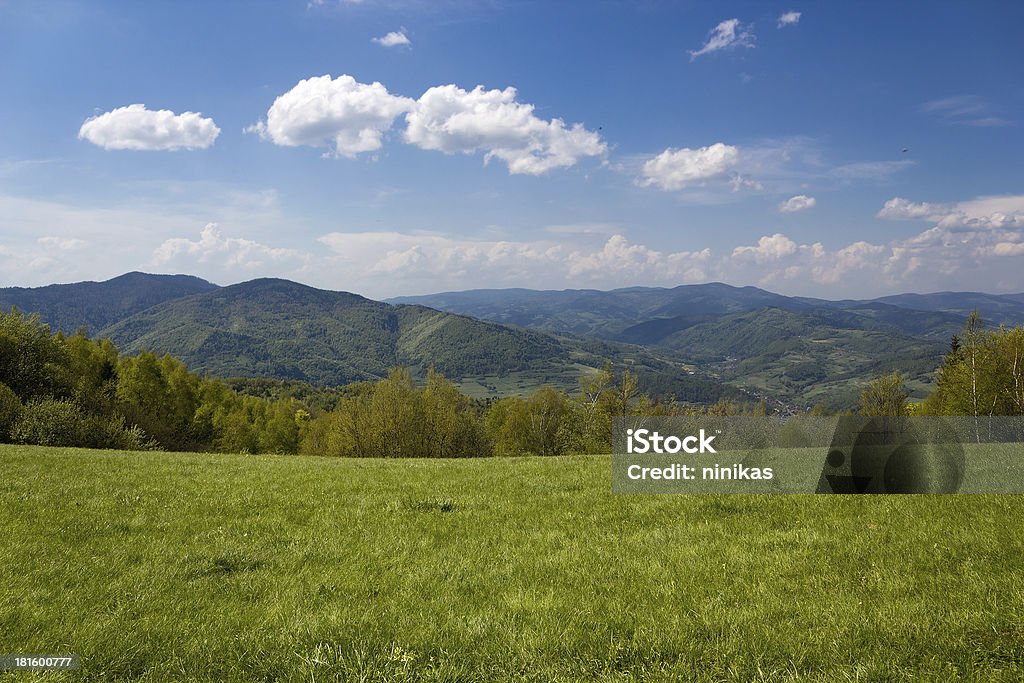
0,381,22,441
100,414,159,451
11,398,91,447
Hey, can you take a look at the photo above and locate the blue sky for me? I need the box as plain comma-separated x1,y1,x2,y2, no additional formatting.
1,0,1022,298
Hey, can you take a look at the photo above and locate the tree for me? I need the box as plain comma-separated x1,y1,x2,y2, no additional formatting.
858,371,909,416
485,386,572,456
922,318,1024,421
0,309,65,401
0,382,22,441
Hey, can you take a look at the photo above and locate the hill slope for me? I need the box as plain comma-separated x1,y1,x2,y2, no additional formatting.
0,272,217,334
659,307,947,408
97,278,739,401
388,283,817,341
389,282,1000,344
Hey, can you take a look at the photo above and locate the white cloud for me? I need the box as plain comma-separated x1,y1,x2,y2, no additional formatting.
78,104,220,151
877,197,949,221
316,231,711,294
725,234,891,290
777,11,801,28
689,19,755,60
247,74,413,158
878,195,1024,234
732,233,798,262
991,242,1024,257
922,95,1011,127
0,189,296,288
779,194,816,213
153,223,304,269
638,143,739,191
730,174,764,192
565,235,711,282
872,194,1024,286
373,30,410,47
403,84,606,174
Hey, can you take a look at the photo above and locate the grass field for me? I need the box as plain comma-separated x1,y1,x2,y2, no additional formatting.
2,445,1023,681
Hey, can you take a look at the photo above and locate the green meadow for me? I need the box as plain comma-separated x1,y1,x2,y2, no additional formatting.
1,445,1023,682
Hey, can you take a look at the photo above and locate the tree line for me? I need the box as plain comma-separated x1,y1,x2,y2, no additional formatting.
858,312,1024,419
2,308,1022,456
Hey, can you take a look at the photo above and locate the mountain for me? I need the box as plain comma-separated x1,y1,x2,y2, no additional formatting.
388,283,816,342
388,282,985,344
0,272,217,334
388,283,1021,407
95,278,740,402
11,272,1024,410
656,307,947,409
866,292,1024,327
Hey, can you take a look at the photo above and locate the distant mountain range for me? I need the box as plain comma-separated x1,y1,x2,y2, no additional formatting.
0,274,740,403
4,274,1023,409
391,284,1024,407
389,284,1024,343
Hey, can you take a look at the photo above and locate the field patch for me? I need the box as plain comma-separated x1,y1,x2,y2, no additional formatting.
1,444,1022,681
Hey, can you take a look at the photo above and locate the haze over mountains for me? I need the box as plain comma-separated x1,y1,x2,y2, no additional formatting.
4,273,1023,409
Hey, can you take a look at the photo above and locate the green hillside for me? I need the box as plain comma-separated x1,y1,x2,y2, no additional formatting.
98,278,738,402
389,282,814,340
389,284,994,408
661,307,946,408
9,272,1018,410
0,271,216,334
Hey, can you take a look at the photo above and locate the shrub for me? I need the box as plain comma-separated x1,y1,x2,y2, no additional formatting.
11,398,90,447
100,414,159,451
0,381,22,441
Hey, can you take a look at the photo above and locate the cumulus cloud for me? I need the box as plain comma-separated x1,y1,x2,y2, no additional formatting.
877,197,949,221
403,84,606,174
725,233,891,290
871,194,1024,285
878,195,1024,234
317,231,710,294
79,104,220,151
777,11,801,27
565,235,711,282
779,194,816,213
153,223,304,269
373,30,410,47
250,77,605,173
689,19,755,60
638,143,739,191
732,233,798,262
247,74,413,158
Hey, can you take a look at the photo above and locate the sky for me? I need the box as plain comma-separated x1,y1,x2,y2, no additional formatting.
1,0,1022,299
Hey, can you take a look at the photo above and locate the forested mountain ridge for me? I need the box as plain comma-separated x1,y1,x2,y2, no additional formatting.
388,282,816,340
6,272,1022,409
0,272,217,334
390,283,1024,342
91,277,737,402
